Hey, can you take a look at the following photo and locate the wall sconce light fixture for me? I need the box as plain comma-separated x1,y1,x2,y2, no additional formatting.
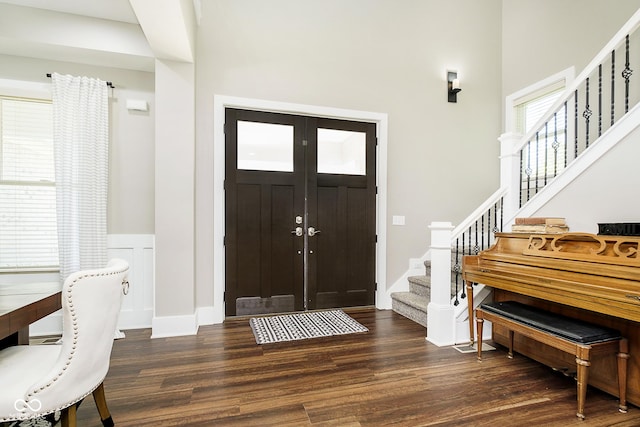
447,71,461,103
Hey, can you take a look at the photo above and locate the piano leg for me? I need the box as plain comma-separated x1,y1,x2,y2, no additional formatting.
575,347,591,420
617,338,629,413
507,330,514,359
475,314,484,361
466,280,475,346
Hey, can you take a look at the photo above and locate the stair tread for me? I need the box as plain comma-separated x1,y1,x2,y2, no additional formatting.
391,291,428,310
408,275,429,286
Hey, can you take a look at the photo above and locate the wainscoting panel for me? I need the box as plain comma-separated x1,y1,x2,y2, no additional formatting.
29,234,154,336
107,234,154,330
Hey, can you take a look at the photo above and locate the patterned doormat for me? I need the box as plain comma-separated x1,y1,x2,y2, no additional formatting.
250,310,368,344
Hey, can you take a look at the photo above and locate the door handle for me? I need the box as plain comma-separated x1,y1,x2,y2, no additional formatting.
308,227,321,237
291,227,303,237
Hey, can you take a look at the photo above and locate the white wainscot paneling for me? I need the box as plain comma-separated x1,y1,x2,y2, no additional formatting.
29,234,155,336
107,234,154,330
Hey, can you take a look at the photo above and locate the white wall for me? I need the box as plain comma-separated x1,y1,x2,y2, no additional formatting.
502,0,640,118
4,1,639,334
153,58,198,335
0,56,156,330
194,0,504,307
502,1,640,237
0,54,156,234
532,120,640,232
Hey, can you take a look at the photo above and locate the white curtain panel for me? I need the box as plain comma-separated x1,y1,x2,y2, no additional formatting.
51,73,109,282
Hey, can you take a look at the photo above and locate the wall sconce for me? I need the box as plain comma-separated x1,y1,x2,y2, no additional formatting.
447,71,461,103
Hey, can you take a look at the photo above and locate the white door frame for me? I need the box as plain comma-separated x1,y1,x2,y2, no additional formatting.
212,95,388,323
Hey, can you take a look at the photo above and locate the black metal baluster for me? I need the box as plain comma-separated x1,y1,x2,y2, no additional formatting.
474,221,479,255
491,198,502,236
552,112,559,177
499,197,504,231
454,237,460,305
623,34,633,113
486,207,491,249
574,90,579,157
480,214,485,251
584,77,592,148
564,101,568,167
526,142,532,203
519,150,524,207
598,64,602,136
535,133,540,193
543,122,549,185
611,49,616,126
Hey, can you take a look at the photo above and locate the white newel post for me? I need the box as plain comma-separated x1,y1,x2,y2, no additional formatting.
499,132,523,221
426,221,455,346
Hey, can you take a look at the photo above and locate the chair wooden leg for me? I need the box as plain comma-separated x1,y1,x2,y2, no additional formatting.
93,382,115,427
61,403,77,427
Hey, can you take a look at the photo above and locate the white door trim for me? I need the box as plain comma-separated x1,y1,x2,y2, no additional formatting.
212,95,388,323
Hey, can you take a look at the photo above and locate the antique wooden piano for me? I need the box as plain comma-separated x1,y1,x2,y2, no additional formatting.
463,232,640,407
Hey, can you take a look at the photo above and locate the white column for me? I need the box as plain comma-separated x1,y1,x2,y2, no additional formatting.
152,59,197,337
426,221,455,346
498,132,523,221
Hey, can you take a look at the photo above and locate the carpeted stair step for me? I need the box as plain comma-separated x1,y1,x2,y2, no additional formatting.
408,275,430,298
391,291,427,328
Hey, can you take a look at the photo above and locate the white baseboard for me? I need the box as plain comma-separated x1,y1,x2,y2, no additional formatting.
151,313,198,338
118,308,153,330
197,306,216,326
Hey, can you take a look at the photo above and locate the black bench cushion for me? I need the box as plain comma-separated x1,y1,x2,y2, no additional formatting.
479,301,622,344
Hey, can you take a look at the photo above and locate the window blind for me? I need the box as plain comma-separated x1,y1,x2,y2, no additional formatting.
516,89,567,177
0,96,58,270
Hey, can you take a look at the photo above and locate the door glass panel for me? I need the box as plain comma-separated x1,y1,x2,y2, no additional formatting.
317,128,366,175
237,121,294,172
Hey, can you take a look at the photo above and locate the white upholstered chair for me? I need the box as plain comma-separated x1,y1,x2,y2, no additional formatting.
0,259,130,427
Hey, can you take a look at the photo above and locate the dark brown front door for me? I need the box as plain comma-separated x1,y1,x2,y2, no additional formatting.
225,109,376,316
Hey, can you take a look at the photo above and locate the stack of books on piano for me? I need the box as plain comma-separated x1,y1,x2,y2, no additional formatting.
511,217,569,233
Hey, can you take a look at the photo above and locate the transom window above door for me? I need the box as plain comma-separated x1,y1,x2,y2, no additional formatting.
236,120,294,172
317,128,366,175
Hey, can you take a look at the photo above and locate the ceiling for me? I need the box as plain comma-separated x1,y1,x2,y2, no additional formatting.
0,0,197,72
0,0,139,24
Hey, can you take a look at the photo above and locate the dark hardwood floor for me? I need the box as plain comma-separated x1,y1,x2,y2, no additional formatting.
76,309,639,426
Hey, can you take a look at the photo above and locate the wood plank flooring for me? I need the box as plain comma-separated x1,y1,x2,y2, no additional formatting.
76,309,639,426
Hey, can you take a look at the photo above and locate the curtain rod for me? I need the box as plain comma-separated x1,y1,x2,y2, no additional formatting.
46,73,114,88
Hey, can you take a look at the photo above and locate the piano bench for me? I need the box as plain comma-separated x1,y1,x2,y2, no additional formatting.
475,301,629,420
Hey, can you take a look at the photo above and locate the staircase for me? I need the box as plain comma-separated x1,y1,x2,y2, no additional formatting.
389,8,640,340
391,260,460,328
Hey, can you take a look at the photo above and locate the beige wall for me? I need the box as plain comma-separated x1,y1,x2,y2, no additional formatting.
194,0,503,299
501,0,640,109
532,120,640,233
4,1,639,324
501,1,640,235
0,54,155,235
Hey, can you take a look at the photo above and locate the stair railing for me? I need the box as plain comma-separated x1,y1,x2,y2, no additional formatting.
450,188,506,306
428,7,640,345
516,9,640,207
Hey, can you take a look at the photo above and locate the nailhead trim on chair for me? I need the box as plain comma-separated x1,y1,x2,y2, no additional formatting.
3,265,129,422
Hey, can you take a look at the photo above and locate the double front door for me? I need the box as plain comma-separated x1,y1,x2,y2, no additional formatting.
224,109,377,316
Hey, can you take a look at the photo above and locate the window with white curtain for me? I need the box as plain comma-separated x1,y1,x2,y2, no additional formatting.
0,96,58,270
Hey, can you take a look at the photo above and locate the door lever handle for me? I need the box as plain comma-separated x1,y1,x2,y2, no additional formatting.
308,227,321,237
291,227,303,237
